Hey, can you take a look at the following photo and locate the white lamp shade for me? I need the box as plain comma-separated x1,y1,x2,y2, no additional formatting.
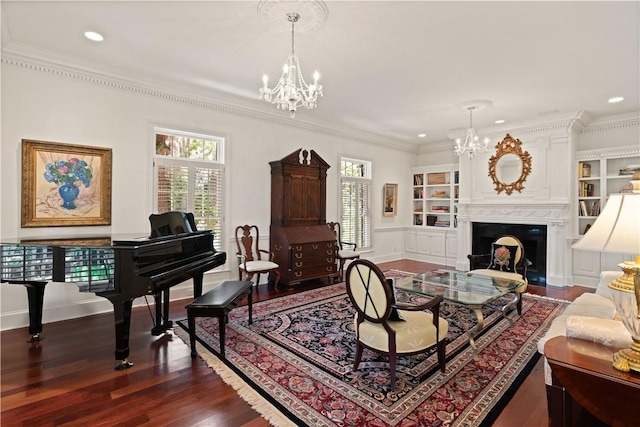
572,193,640,254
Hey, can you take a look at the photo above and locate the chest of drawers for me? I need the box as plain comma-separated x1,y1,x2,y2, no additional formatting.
270,225,338,286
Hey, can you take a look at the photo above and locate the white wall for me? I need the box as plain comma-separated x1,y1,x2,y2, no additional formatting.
0,59,414,330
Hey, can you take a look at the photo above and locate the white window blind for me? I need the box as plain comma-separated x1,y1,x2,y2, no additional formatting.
157,165,189,212
153,129,225,250
340,158,372,249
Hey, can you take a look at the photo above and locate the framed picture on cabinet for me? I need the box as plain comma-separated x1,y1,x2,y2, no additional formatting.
21,139,112,227
383,183,398,216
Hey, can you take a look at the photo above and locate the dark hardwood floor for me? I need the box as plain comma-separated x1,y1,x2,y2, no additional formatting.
1,260,591,426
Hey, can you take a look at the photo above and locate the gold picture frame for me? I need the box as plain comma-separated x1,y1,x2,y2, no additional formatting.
488,134,532,195
383,183,398,216
21,139,112,227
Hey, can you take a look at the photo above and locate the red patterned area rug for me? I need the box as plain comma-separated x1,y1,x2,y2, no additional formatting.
176,270,568,427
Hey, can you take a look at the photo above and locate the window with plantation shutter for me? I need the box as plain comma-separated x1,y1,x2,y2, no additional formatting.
340,158,372,249
153,128,225,250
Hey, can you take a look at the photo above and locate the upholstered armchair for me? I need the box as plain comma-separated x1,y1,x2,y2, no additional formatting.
345,259,448,391
467,235,531,314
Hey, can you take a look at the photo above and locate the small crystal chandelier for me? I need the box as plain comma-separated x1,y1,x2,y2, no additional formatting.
454,106,490,158
259,12,323,118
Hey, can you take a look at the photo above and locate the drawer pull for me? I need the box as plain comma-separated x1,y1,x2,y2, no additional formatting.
295,262,303,268
326,250,333,255
294,271,303,277
295,253,303,259
326,257,333,263
326,266,333,272
312,244,318,249
274,245,282,251
295,246,303,251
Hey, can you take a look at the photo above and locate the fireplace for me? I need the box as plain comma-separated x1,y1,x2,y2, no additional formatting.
471,222,547,286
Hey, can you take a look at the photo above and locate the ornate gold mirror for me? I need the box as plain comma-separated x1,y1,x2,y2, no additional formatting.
488,134,532,195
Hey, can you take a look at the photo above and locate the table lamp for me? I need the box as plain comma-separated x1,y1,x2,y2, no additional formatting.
572,173,640,373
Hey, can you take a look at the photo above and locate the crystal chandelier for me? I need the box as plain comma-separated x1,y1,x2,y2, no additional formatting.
259,12,323,118
454,106,490,158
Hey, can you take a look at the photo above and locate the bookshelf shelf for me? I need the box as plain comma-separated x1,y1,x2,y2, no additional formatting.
575,147,640,236
411,165,458,229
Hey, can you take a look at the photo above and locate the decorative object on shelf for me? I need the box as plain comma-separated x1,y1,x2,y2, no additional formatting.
427,172,446,185
572,174,640,373
453,100,492,158
488,134,532,195
579,162,591,178
383,183,398,216
619,164,640,176
21,139,112,227
259,12,323,118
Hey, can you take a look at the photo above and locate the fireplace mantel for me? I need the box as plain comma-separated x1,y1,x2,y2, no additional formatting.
458,203,570,225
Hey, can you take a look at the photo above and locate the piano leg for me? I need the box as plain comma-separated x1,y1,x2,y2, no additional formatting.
23,281,47,343
107,296,135,370
151,290,173,336
193,272,204,298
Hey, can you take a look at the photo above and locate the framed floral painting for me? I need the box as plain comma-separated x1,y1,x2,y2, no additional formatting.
383,183,398,217
21,139,112,227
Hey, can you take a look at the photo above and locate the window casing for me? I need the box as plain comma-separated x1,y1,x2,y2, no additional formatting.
153,128,224,250
340,157,372,249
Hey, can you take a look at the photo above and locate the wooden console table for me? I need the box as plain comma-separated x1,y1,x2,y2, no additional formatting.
544,336,640,427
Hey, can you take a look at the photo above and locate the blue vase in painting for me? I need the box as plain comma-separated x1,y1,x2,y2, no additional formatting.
58,183,80,209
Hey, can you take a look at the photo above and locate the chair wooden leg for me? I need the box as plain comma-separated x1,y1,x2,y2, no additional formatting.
437,339,447,372
389,338,397,391
245,272,254,286
353,342,363,371
389,353,397,391
272,271,281,291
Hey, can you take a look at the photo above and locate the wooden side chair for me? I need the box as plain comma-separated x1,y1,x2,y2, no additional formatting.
327,221,360,282
467,235,532,314
345,259,448,391
234,225,281,290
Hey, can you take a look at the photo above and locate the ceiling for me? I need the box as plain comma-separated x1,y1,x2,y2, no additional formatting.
2,1,639,149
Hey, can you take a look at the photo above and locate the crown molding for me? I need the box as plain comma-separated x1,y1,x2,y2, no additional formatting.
580,111,640,134
1,50,420,154
575,144,640,161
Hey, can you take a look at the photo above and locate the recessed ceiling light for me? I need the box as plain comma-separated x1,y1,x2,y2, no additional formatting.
494,119,505,124
84,31,104,42
608,96,624,103
418,133,426,138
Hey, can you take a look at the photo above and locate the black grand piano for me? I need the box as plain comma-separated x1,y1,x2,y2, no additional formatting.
0,212,226,370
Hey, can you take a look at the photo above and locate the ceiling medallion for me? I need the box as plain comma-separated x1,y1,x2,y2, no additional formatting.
257,0,328,32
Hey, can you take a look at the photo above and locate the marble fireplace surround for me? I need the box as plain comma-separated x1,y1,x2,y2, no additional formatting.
456,203,571,287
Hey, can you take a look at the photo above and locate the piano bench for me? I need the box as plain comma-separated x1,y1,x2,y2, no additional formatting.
186,280,253,360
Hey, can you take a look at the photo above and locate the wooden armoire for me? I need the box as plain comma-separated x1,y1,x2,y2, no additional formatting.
269,149,338,286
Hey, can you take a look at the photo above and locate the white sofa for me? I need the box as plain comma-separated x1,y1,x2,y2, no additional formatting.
537,270,632,385
538,270,634,424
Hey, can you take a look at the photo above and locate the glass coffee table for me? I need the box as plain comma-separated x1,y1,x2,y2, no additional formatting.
394,269,525,360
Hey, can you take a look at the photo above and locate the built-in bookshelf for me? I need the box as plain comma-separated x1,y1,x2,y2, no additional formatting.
576,146,640,236
411,164,459,229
